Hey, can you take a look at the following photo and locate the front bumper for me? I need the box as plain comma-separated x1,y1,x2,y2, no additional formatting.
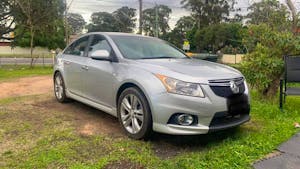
151,85,250,135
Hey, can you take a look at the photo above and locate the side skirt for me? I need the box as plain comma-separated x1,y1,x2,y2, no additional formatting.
66,90,118,117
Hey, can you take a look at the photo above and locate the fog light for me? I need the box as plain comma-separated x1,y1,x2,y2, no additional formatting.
177,114,194,126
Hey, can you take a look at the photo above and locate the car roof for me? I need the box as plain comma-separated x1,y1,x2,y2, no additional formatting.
86,32,154,38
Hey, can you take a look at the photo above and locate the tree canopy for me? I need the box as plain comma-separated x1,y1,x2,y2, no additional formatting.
142,5,172,37
113,6,137,32
181,0,235,28
87,6,136,33
67,13,86,35
12,0,65,66
246,0,290,31
163,16,195,49
195,23,244,53
0,0,20,40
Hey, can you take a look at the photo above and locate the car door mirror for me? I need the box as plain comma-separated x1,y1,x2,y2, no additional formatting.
90,50,111,61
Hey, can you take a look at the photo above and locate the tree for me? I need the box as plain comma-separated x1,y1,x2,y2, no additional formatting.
175,16,195,33
286,0,298,33
142,5,172,37
194,23,244,53
113,6,136,33
87,12,118,32
0,0,19,40
15,20,65,50
87,6,136,33
181,0,235,28
14,0,65,66
246,0,290,31
67,13,86,35
164,16,195,49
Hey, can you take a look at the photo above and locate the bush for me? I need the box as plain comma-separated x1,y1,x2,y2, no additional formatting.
241,44,283,97
241,24,300,97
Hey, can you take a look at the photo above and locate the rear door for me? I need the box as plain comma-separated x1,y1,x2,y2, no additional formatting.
62,35,90,96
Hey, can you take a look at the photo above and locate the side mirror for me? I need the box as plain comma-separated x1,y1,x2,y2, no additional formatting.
90,50,110,61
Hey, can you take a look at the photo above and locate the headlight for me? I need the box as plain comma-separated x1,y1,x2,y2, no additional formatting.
155,74,205,97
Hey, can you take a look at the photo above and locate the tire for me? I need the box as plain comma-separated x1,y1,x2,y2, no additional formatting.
117,87,152,140
54,72,69,103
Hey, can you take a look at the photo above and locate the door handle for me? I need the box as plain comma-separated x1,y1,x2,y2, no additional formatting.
81,65,89,70
64,61,71,65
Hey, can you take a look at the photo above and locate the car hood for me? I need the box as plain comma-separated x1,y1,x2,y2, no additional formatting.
132,58,243,82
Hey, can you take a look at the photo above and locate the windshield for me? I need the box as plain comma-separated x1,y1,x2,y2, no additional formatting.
110,35,187,59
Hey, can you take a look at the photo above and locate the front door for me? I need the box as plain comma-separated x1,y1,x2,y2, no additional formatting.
83,35,117,107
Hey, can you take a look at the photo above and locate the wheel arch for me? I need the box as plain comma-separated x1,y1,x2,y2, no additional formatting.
116,82,147,105
116,82,153,115
53,70,61,79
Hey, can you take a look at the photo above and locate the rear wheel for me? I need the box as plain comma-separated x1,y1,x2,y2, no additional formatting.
54,72,69,103
117,87,152,139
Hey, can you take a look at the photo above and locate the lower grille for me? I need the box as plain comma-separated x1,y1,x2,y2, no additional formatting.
227,94,250,116
209,94,250,130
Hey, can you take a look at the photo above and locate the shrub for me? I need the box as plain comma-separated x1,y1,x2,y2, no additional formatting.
241,24,300,98
241,44,283,97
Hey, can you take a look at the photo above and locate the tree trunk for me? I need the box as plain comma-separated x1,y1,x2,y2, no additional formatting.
286,0,298,34
263,77,281,99
30,26,34,67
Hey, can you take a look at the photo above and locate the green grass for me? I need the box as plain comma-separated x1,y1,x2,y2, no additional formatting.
0,91,300,168
0,53,52,58
0,65,53,81
1,62,299,168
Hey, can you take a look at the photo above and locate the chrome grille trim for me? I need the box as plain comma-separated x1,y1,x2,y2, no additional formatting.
208,77,244,86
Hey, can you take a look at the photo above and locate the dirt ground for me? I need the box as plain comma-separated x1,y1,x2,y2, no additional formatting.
0,76,53,99
0,76,224,160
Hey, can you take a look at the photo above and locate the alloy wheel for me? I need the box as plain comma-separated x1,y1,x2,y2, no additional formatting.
54,75,64,100
120,94,144,134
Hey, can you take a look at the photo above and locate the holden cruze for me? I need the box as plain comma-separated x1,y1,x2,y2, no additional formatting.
53,32,250,139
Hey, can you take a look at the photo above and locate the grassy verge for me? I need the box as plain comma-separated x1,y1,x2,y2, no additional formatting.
0,93,299,168
0,54,52,58
0,65,53,81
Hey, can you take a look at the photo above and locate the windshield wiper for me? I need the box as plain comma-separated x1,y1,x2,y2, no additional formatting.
140,56,178,59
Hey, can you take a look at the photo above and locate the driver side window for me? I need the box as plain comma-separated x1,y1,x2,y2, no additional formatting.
88,35,112,57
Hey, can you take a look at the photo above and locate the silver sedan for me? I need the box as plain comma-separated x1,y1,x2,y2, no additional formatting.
53,32,250,139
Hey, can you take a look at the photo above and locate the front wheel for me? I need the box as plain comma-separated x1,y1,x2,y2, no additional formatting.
117,87,152,139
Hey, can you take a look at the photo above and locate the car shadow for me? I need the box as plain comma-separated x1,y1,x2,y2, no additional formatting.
148,128,241,159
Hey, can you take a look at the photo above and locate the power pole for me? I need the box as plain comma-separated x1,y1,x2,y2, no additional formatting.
64,2,69,45
139,0,143,34
155,3,159,38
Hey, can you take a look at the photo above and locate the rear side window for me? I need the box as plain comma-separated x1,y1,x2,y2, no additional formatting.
64,36,89,57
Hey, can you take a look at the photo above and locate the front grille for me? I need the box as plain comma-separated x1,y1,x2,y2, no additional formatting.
209,77,245,98
209,94,250,130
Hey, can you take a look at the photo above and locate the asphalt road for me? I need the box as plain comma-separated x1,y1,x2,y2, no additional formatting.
0,57,54,65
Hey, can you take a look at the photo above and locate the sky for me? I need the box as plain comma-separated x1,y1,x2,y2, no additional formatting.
67,0,300,29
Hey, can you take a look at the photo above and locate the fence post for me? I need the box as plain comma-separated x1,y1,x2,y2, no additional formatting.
235,54,237,64
51,50,56,66
43,54,45,67
14,56,17,67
